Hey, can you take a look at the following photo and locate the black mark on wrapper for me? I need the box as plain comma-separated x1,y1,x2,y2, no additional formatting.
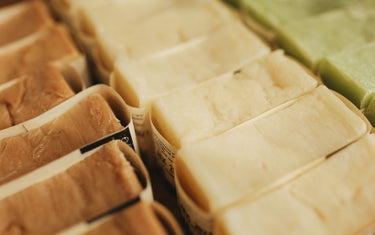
80,127,134,154
87,197,140,223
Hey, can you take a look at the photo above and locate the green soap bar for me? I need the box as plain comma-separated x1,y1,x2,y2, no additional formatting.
365,96,375,127
278,4,375,69
239,0,370,30
319,43,375,109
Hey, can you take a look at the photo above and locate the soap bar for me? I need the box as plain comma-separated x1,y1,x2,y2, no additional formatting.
239,0,371,30
216,134,375,235
364,95,375,126
176,86,367,213
0,93,124,185
75,0,179,38
81,202,167,235
113,22,270,107
277,4,375,69
0,24,80,84
96,0,239,70
0,65,75,130
319,42,375,109
0,0,53,47
152,50,317,148
0,141,143,235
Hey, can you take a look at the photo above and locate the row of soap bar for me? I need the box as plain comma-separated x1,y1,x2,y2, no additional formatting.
0,1,182,234
235,0,375,125
48,0,375,234
48,0,271,161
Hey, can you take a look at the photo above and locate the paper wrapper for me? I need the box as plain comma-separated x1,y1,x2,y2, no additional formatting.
57,201,183,235
109,72,155,166
0,84,139,153
173,89,372,235
150,115,177,186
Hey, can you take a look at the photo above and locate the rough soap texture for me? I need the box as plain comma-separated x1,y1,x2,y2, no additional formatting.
0,93,124,185
0,141,143,235
0,0,53,47
0,25,78,84
0,65,74,130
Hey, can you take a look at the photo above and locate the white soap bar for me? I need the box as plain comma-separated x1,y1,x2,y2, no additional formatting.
216,134,375,235
152,50,318,148
113,22,270,107
175,86,367,213
96,0,240,66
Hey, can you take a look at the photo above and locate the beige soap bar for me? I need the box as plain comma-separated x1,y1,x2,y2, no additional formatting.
0,65,75,130
152,50,318,148
96,0,239,69
0,24,80,85
0,0,53,47
0,93,124,185
176,86,367,213
75,0,181,36
113,22,270,107
216,134,375,235
81,202,167,235
0,141,143,235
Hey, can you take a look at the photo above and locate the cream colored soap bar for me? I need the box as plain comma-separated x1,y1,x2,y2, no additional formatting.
176,86,367,213
75,0,179,38
113,22,270,108
152,50,318,148
96,0,240,70
0,141,143,235
216,134,375,235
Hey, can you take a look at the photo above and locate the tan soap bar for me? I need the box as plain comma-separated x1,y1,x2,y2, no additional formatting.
0,141,143,235
176,86,368,213
0,93,124,185
82,202,167,235
0,24,80,85
152,50,318,148
0,65,75,130
96,0,240,70
0,0,53,47
113,22,270,107
216,134,375,235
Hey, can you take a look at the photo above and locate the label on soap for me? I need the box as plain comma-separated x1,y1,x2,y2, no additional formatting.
175,173,213,235
150,118,177,186
127,105,155,166
80,119,138,154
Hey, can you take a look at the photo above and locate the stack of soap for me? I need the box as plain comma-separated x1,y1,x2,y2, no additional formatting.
0,0,53,47
237,0,375,125
151,50,317,149
216,133,375,235
113,22,269,108
175,86,368,229
95,0,239,71
239,0,370,31
277,4,375,69
0,141,143,234
319,43,375,124
0,92,124,185
50,0,181,81
0,65,76,130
